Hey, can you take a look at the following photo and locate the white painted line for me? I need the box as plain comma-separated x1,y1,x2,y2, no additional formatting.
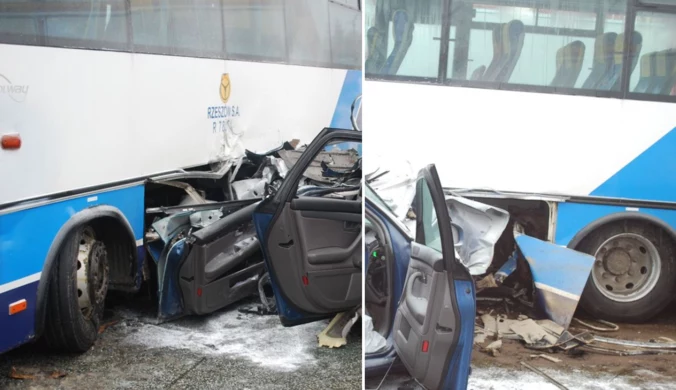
534,282,580,301
87,196,98,203
0,272,41,294
136,239,143,247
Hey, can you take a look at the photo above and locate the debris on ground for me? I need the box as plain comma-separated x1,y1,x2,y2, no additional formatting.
8,367,34,380
510,319,558,346
520,361,569,390
477,309,676,358
483,340,503,357
476,274,498,292
317,306,361,349
98,320,120,334
530,354,562,363
572,317,619,332
49,370,67,379
7,366,66,381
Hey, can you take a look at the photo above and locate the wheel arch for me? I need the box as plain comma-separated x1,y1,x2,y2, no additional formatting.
567,211,676,250
35,205,138,337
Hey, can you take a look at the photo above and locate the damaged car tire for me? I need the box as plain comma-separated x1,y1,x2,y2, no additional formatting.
44,225,109,352
578,220,676,323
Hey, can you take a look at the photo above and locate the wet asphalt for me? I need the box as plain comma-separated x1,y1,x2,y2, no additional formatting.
0,296,362,390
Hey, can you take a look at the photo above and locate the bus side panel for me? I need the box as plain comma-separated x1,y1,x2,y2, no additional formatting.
554,202,676,248
365,82,676,201
0,184,145,354
0,44,354,206
0,278,38,353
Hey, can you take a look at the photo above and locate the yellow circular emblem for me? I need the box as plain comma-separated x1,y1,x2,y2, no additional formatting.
220,74,231,104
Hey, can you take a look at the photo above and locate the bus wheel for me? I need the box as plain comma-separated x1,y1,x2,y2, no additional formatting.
44,225,109,352
578,220,676,323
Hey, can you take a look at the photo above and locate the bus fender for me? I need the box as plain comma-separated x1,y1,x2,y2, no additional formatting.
34,206,137,338
566,211,676,250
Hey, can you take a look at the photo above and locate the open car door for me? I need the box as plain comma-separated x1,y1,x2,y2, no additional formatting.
253,128,362,326
394,164,476,389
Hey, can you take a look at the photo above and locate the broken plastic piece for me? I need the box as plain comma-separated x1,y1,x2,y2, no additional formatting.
317,306,360,348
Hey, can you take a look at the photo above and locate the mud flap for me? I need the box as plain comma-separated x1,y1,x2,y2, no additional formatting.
515,234,595,329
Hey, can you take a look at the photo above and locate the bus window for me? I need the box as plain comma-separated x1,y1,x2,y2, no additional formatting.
630,11,676,96
637,0,676,4
285,0,331,66
0,0,128,49
329,1,362,69
131,0,223,57
0,1,41,45
447,0,627,92
222,0,287,62
43,0,128,49
168,0,222,57
365,0,443,78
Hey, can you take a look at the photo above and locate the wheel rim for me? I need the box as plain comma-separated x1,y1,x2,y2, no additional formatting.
591,233,661,303
76,227,109,320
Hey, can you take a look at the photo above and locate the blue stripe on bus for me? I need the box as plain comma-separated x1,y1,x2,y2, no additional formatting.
590,126,676,202
0,280,38,353
0,185,145,286
555,202,676,247
330,70,362,130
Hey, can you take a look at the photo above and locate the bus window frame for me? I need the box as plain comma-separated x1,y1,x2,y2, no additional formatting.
365,0,676,104
0,0,362,71
624,3,676,103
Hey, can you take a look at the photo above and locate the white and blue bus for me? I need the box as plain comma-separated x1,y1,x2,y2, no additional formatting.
0,0,361,354
365,0,676,322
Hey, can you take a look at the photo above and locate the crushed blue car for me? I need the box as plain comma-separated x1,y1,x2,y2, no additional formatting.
364,164,596,389
145,127,362,325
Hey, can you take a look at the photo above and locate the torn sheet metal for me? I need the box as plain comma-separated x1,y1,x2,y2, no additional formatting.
366,158,416,220
514,233,595,330
151,159,236,182
446,195,510,275
278,148,360,184
231,178,269,200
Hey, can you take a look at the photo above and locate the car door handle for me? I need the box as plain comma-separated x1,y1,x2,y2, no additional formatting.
344,221,361,232
307,235,361,265
405,271,428,325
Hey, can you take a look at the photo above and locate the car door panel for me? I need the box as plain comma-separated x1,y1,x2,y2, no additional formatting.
393,164,475,390
253,128,362,325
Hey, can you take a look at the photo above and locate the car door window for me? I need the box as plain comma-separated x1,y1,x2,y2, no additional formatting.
290,139,362,197
418,175,442,252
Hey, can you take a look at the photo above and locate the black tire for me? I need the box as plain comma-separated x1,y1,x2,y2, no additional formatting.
577,220,676,323
44,226,108,352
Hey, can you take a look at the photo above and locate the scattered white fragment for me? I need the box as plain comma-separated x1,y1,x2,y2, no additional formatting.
530,354,562,363
510,319,558,345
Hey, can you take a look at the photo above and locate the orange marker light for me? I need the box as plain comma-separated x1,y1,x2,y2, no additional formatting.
9,299,27,315
1,134,21,150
